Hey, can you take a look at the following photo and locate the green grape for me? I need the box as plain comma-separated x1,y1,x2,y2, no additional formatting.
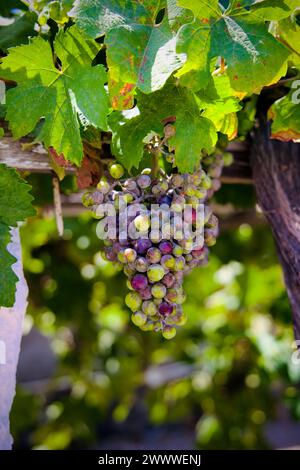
161,255,175,270
131,311,147,326
109,163,124,179
125,292,142,312
151,283,167,299
162,326,177,339
142,300,157,316
134,214,150,232
147,264,165,282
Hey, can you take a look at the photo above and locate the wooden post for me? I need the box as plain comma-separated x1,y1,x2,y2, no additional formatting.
251,124,300,340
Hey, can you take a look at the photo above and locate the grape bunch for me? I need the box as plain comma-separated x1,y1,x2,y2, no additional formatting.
83,163,219,339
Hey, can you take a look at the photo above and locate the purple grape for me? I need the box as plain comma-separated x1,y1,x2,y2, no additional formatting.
158,195,172,206
159,240,173,255
137,174,151,189
131,274,148,291
159,302,174,316
146,247,161,264
162,272,175,288
140,286,152,300
135,238,152,255
104,247,117,261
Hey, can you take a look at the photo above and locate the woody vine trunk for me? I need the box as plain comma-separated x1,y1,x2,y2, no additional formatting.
251,124,300,340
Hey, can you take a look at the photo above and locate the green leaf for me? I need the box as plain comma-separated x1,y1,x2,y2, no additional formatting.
109,85,217,172
196,73,242,138
248,0,299,21
0,164,36,227
268,88,300,141
272,14,300,67
176,0,291,93
70,0,186,107
169,111,217,172
0,25,109,165
0,12,37,51
0,163,36,307
0,223,18,308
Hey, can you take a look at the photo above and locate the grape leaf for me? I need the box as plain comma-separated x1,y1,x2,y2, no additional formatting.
0,12,37,51
0,163,36,307
195,74,242,139
176,0,291,93
273,14,300,67
23,0,74,24
0,224,18,308
248,0,299,21
109,85,217,172
268,88,300,141
0,25,109,165
70,0,186,108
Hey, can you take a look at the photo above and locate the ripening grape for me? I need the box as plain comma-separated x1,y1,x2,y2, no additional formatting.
140,286,152,300
147,264,165,282
86,154,223,338
151,283,167,299
162,272,176,288
125,292,142,311
97,179,110,194
137,174,151,189
135,257,148,272
124,248,137,263
159,240,173,255
135,239,152,255
142,300,157,316
131,311,147,326
161,254,175,270
162,326,177,339
158,302,174,316
131,273,148,291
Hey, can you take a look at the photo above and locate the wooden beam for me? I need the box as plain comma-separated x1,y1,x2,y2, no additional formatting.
0,136,252,183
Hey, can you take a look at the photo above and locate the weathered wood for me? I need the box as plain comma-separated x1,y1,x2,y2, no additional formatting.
0,136,75,174
251,125,300,340
0,136,252,183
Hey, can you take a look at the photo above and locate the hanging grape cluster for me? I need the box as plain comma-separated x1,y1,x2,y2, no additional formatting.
83,151,225,339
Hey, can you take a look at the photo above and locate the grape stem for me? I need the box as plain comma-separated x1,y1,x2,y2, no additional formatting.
151,150,159,178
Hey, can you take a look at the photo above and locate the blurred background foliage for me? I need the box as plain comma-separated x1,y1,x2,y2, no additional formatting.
9,173,300,450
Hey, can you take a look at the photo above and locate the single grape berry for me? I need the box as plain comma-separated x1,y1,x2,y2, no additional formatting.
161,254,175,270
147,264,165,283
151,283,167,299
131,274,148,291
135,239,152,255
125,292,142,312
97,179,111,194
140,286,152,300
142,300,157,316
109,163,124,179
159,240,173,255
162,272,175,288
134,214,150,232
131,311,147,327
137,174,151,189
135,257,149,272
146,247,161,264
159,302,174,316
124,248,137,263
162,326,176,339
